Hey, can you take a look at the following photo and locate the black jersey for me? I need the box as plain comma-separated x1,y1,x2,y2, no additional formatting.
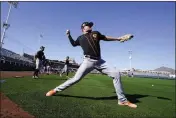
65,59,69,65
68,31,106,58
35,50,45,60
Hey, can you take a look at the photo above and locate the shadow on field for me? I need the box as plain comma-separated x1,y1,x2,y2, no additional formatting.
40,78,68,80
113,92,172,101
55,94,150,103
156,97,172,100
126,94,149,103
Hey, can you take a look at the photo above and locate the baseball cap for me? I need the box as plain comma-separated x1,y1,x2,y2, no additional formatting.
40,46,45,49
81,22,94,29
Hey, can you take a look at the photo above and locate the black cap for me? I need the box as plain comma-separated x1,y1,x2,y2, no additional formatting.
81,22,94,29
40,46,45,49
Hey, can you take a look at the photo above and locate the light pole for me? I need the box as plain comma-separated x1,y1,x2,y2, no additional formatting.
0,1,18,80
129,50,132,70
0,1,18,49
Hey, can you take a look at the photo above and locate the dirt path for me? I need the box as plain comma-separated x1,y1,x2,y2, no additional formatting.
0,71,35,118
0,93,35,118
0,71,33,79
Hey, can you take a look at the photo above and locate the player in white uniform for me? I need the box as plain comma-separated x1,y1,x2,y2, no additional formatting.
60,56,71,77
46,61,51,75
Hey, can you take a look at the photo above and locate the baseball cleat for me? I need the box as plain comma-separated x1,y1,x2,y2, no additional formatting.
32,76,35,79
118,101,137,108
60,74,62,77
46,89,56,96
35,76,39,79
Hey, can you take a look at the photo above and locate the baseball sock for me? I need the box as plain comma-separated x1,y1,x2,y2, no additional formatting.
36,69,39,77
33,69,37,76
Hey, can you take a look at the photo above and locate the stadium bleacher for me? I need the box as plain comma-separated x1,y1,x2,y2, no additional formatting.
1,48,34,64
0,48,80,72
23,53,34,61
0,48,35,71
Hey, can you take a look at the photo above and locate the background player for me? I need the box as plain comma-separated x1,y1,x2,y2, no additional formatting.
33,46,46,79
46,61,51,75
60,56,71,77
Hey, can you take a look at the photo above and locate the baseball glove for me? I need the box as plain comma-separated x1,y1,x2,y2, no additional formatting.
118,34,134,42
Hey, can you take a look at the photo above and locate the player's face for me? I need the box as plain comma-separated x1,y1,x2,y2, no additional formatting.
82,26,92,33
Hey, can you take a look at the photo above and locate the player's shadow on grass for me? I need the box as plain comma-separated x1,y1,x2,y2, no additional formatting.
41,78,68,80
55,93,171,103
113,92,172,101
55,94,149,103
156,96,172,100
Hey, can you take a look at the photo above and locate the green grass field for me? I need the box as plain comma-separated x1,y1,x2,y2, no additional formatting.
1,74,175,118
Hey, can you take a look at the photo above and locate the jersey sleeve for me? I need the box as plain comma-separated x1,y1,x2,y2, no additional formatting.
75,36,80,45
35,51,39,57
68,35,80,46
96,31,107,40
42,54,46,60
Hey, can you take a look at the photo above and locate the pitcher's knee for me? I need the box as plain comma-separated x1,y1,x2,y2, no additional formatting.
111,71,120,79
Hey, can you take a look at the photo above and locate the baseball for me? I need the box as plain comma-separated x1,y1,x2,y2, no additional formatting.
66,30,70,35
152,84,154,86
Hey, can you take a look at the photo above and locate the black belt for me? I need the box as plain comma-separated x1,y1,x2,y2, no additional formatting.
85,55,100,60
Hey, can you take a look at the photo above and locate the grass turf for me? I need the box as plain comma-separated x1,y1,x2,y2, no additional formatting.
0,74,175,118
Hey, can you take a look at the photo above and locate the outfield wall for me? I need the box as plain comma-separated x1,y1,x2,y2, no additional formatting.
132,72,175,80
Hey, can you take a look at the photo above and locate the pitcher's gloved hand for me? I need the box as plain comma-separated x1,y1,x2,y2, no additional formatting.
118,34,134,42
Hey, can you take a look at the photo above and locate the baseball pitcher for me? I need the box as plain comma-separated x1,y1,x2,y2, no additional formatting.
46,22,137,108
